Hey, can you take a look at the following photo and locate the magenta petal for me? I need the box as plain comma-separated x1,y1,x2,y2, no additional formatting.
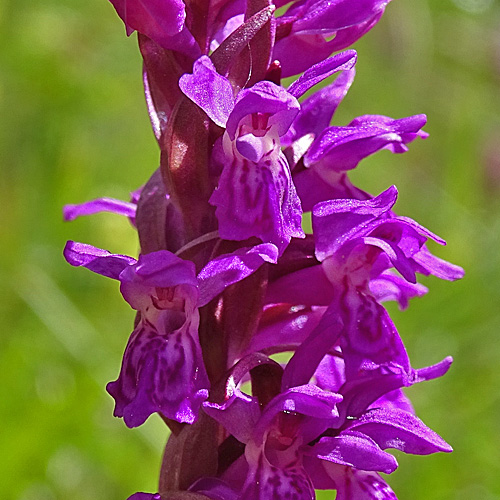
245,306,324,358
110,0,185,34
371,389,414,414
275,0,389,77
109,0,186,41
284,69,356,146
282,304,343,390
339,358,452,422
348,408,452,455
411,356,453,383
63,197,137,222
197,243,278,307
274,33,345,78
119,252,198,310
309,431,398,474
305,114,427,172
63,241,137,280
203,390,261,444
266,265,334,306
413,245,465,281
107,316,209,427
362,236,416,283
260,384,342,425
287,50,357,99
125,251,197,288
314,354,346,394
179,56,235,128
293,169,370,212
323,9,384,52
108,0,199,58
339,369,410,421
369,272,428,310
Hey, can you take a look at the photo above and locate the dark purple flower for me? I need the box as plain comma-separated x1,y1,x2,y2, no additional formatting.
264,186,462,385
202,353,451,500
205,377,341,499
300,356,453,499
64,240,277,426
180,55,304,252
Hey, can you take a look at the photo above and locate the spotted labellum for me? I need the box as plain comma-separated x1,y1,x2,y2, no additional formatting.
64,1,463,498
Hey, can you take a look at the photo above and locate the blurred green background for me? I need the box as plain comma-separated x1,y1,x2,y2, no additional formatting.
1,0,499,498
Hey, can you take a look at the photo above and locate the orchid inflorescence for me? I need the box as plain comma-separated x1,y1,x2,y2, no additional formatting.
63,1,464,498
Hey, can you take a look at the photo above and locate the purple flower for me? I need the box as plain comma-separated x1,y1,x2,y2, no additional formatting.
204,363,341,499
64,240,278,426
64,2,464,497
202,353,451,500
264,186,463,385
302,356,452,499
180,55,304,252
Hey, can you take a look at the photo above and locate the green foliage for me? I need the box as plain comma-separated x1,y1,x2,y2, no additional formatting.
1,0,500,498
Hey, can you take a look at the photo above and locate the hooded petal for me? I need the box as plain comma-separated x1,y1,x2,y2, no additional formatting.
119,250,198,310
226,81,300,139
253,384,342,445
